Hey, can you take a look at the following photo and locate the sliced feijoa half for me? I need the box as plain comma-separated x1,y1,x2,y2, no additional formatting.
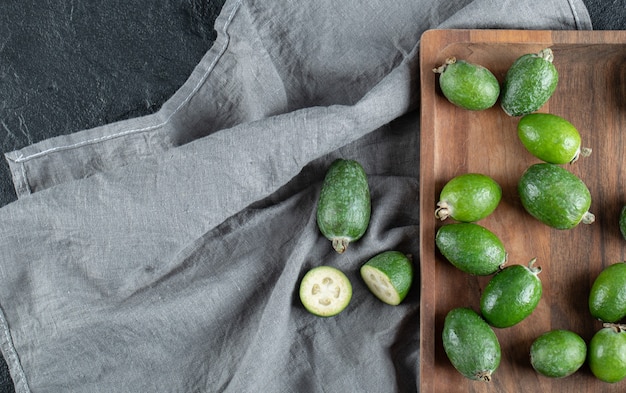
299,266,352,317
360,251,414,305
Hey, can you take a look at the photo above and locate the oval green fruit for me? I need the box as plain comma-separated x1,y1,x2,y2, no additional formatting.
518,163,595,229
317,159,371,254
442,307,501,382
480,258,542,328
435,223,507,276
360,251,413,305
588,324,626,383
299,266,352,317
517,113,591,164
501,48,558,116
435,173,502,222
589,262,626,323
433,57,500,111
530,329,587,378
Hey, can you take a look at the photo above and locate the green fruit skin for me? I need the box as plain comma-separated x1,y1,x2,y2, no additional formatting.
361,251,414,303
317,159,371,252
439,59,500,111
442,307,501,381
518,113,582,164
589,262,626,323
530,329,587,378
480,262,542,328
620,206,626,240
501,49,558,116
518,163,593,229
588,327,626,383
435,223,506,275
437,173,502,222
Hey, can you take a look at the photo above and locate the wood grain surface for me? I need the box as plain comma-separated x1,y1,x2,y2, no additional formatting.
419,30,626,393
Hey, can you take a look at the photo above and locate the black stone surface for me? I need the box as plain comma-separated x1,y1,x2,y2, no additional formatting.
0,0,622,391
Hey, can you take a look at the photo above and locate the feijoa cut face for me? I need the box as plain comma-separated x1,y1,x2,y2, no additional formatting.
442,307,501,382
589,262,626,323
435,173,502,222
518,163,594,229
588,324,626,383
360,251,414,305
480,258,542,328
436,223,507,276
501,48,558,116
517,113,591,164
299,266,352,317
530,329,587,378
433,57,500,111
317,159,371,253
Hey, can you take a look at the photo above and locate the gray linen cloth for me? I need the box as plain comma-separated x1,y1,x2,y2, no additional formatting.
0,0,591,392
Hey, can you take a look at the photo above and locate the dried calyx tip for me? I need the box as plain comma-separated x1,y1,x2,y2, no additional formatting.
432,57,457,74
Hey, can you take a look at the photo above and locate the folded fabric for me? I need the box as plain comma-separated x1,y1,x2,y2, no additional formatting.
0,0,591,392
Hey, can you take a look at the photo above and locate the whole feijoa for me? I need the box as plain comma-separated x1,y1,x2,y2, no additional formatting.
530,329,587,378
518,163,595,229
588,324,626,383
501,48,558,116
589,262,626,323
517,113,591,164
480,258,542,328
442,307,501,382
435,173,502,222
433,57,500,111
435,223,507,276
317,159,371,254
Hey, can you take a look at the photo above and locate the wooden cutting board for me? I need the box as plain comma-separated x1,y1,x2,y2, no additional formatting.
419,29,626,393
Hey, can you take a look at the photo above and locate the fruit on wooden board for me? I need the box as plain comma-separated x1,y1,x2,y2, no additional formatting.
435,173,502,222
588,324,626,383
529,329,587,378
589,262,626,323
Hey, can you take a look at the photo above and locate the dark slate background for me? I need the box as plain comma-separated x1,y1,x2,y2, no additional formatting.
0,0,623,391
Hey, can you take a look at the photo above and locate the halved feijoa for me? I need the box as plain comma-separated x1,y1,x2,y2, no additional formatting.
360,251,414,305
433,57,500,111
589,262,626,323
530,329,587,378
442,307,501,382
317,159,371,254
518,163,594,229
299,266,352,317
480,258,542,328
517,113,591,164
435,173,502,222
501,48,558,116
588,323,626,383
436,223,507,276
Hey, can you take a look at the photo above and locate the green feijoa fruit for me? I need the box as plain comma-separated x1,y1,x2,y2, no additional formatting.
619,206,626,240
588,323,626,383
501,48,558,116
517,113,592,164
530,329,587,378
299,266,352,317
518,163,595,229
442,307,501,382
589,262,626,323
480,258,542,328
435,173,502,222
435,223,507,276
317,159,371,254
360,251,414,305
433,57,500,111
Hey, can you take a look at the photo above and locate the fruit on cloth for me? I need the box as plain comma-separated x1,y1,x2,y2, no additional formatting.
518,163,595,229
317,159,371,253
435,173,502,222
480,258,542,328
501,48,559,116
442,307,501,382
620,206,626,240
588,323,626,383
299,266,352,317
433,57,500,111
360,251,414,305
589,262,626,323
530,329,587,378
517,113,591,164
435,223,507,275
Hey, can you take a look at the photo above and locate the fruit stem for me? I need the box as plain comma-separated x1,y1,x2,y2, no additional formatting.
475,370,492,382
603,323,626,333
527,257,541,275
332,237,350,254
432,57,457,74
537,48,554,63
581,211,596,225
435,201,450,221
